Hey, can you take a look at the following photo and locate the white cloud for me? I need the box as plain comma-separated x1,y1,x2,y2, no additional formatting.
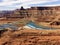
0,0,59,10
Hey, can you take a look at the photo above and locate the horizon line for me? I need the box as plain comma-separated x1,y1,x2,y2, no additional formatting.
0,5,60,11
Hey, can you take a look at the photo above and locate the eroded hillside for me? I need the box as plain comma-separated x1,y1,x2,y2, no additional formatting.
0,30,60,45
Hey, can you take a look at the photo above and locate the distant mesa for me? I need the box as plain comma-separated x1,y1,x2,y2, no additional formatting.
0,6,60,23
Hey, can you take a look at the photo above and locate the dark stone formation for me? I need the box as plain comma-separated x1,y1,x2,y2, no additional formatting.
50,21,60,25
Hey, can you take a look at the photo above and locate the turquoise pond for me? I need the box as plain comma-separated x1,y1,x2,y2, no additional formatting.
26,21,55,30
0,24,18,30
0,21,56,30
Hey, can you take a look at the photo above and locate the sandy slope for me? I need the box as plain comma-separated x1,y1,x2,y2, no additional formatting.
0,29,60,45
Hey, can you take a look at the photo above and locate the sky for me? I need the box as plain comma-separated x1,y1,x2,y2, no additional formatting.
0,0,60,10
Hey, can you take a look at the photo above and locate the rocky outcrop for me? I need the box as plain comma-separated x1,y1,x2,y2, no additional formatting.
0,6,60,22
50,21,60,25
1,30,60,45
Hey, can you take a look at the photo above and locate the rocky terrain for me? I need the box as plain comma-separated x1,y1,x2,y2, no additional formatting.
0,6,60,45
0,6,60,26
0,29,60,45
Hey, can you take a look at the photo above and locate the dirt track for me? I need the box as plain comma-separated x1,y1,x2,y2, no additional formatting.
0,30,60,45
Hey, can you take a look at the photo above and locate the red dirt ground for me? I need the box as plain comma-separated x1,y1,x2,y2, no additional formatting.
0,29,60,45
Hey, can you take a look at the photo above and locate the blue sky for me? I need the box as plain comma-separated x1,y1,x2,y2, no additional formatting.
0,0,60,10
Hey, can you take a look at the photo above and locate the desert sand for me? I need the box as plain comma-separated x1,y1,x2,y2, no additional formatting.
0,29,60,45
